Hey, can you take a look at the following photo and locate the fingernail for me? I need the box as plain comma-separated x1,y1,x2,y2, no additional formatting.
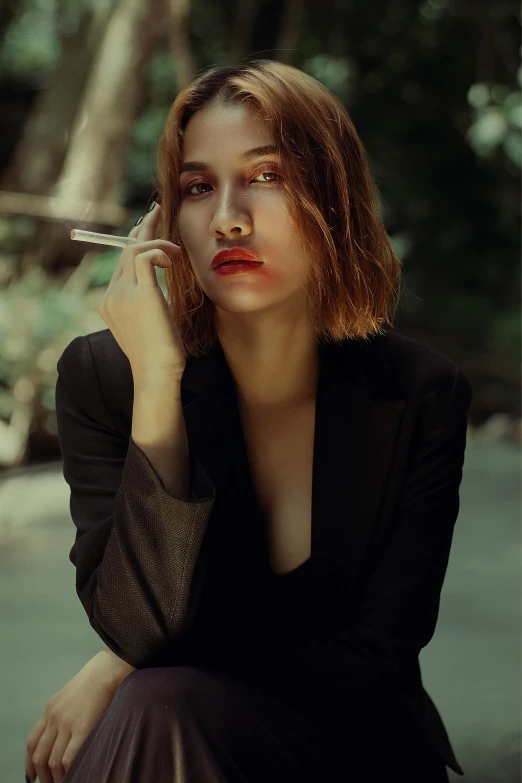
134,216,144,226
146,201,157,213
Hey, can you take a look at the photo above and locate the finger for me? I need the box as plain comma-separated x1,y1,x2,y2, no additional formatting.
48,728,72,783
123,247,174,287
25,750,39,782
104,238,180,299
127,189,159,238
127,218,144,240
31,723,59,783
136,200,162,244
107,217,150,288
120,195,155,273
109,217,142,287
25,716,47,782
61,732,90,778
115,201,161,285
119,211,147,278
119,239,180,286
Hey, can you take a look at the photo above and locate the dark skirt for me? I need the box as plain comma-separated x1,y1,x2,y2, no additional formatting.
61,664,450,783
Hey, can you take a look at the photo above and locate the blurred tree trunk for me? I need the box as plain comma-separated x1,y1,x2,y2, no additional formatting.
0,0,114,196
274,0,304,65
20,0,166,273
167,0,196,91
230,0,258,63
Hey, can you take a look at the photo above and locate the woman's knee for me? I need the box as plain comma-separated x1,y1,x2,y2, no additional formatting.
112,665,221,716
110,664,258,751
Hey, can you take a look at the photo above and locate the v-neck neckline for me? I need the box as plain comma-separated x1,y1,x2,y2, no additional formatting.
223,349,324,580
271,555,313,577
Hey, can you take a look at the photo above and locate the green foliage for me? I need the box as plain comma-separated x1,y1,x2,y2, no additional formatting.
0,265,98,427
490,309,522,360
302,54,355,104
467,75,522,166
146,51,178,105
0,0,61,76
87,249,120,287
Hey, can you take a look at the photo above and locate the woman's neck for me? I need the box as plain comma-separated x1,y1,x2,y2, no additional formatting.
216,328,319,411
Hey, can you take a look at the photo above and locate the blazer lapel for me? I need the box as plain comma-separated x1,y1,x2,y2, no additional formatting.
180,340,234,493
180,335,406,591
181,340,268,581
312,338,406,594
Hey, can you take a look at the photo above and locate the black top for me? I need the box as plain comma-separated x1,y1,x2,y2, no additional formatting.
264,556,340,642
180,522,351,722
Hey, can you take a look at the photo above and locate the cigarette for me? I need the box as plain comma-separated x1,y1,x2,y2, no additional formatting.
70,229,136,248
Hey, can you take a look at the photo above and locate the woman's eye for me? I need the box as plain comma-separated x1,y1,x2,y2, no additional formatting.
183,170,281,197
183,182,211,196
252,170,280,183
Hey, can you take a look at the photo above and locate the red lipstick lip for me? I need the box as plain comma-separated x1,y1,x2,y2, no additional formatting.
211,248,262,268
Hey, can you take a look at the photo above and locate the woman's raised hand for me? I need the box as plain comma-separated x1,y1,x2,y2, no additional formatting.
96,200,187,386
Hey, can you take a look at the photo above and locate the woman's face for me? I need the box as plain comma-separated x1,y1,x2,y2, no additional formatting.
177,99,312,319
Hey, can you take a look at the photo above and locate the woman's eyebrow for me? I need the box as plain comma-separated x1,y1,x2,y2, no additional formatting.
180,144,279,174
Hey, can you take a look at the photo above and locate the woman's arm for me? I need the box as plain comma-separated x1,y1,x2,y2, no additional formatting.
131,377,190,500
55,334,217,668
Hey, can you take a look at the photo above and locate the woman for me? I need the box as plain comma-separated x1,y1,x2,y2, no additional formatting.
25,60,471,783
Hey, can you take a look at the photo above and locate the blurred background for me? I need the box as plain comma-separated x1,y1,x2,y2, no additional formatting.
0,0,520,781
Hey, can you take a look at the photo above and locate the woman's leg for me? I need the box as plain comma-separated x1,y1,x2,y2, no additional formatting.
61,665,328,783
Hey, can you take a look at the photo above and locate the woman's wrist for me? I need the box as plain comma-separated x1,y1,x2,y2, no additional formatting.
96,648,136,693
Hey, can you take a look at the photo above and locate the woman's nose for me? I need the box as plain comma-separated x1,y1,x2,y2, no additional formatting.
210,204,251,238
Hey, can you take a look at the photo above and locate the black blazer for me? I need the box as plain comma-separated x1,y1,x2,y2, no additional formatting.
55,326,472,776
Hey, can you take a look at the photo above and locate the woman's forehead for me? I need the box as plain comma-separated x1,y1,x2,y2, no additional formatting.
181,103,274,158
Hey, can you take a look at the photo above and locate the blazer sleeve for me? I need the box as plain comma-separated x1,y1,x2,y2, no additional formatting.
55,335,216,668
275,361,473,703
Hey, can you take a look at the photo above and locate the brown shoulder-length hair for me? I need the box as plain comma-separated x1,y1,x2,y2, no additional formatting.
154,59,403,359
